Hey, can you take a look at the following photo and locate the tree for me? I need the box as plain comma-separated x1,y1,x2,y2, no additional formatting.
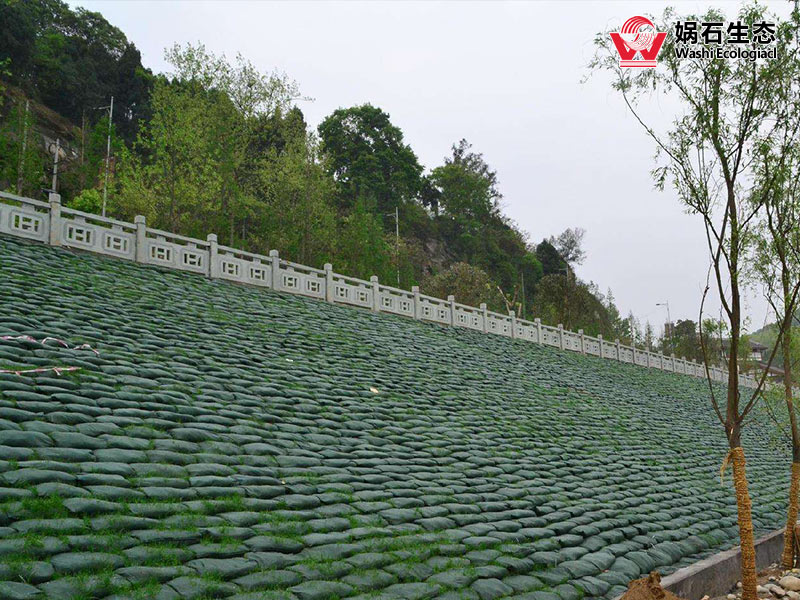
533,273,614,337
591,6,799,596
163,43,302,246
669,319,703,363
258,129,337,266
0,0,153,144
0,96,44,196
116,73,221,233
643,321,655,351
431,139,501,221
535,239,566,277
337,196,392,282
318,104,422,213
422,263,506,313
549,228,586,266
117,44,302,242
749,48,800,565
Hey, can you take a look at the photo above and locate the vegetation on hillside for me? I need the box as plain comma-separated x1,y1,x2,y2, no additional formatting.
0,0,647,340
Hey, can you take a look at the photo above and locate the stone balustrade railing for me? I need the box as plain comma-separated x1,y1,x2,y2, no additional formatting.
0,190,759,389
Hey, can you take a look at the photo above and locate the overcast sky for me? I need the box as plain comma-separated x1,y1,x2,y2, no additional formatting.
69,0,791,336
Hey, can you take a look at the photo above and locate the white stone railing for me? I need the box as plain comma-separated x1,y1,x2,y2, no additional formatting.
0,190,759,389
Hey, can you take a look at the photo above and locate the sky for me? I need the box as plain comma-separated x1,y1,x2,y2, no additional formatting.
69,0,790,337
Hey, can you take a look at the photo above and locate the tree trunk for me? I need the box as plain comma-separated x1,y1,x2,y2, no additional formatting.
731,446,757,600
783,462,800,568
782,318,799,568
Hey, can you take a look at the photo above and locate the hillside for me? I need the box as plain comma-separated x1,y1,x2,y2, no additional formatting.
1,0,641,341
0,233,791,600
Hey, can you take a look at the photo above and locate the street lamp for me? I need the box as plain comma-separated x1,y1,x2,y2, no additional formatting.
656,301,672,353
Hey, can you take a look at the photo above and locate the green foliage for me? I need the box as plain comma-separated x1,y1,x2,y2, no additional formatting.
337,197,392,281
0,6,634,339
422,262,507,313
431,139,500,221
69,188,102,214
318,103,423,212
535,240,566,277
0,0,153,142
0,96,45,195
533,274,615,337
256,129,337,264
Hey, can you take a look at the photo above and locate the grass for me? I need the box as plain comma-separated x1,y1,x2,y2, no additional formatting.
135,544,188,567
0,494,70,520
200,494,245,515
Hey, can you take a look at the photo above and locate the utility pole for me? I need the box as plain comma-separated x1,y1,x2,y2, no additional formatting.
520,270,526,319
50,138,60,193
102,96,114,217
656,301,672,354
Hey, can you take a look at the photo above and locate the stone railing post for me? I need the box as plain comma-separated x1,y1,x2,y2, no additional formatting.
671,353,676,372
134,215,147,263
448,295,456,326
578,329,586,354
370,276,380,312
48,192,61,246
324,264,334,302
269,250,280,290
509,311,516,339
207,234,218,279
615,339,621,361
535,318,542,344
412,286,421,320
597,334,603,356
558,324,565,350
480,303,488,333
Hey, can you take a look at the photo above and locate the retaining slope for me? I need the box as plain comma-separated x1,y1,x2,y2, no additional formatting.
0,234,791,600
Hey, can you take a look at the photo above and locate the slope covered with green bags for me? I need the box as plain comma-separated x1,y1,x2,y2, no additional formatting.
0,234,790,600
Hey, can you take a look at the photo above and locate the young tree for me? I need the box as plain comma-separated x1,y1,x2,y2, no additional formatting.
750,58,800,565
591,6,798,596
